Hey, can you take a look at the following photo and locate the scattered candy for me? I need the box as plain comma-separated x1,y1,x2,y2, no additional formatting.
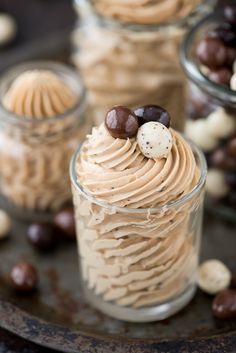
206,169,229,198
134,105,171,128
212,289,236,320
210,148,236,171
0,210,11,240
206,108,235,139
105,106,139,139
196,38,227,68
0,14,16,46
227,137,236,157
54,208,76,240
10,262,38,293
197,260,231,295
185,120,218,152
137,121,173,160
27,223,56,251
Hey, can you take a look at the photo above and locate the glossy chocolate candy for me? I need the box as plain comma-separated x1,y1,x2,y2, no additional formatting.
105,106,139,139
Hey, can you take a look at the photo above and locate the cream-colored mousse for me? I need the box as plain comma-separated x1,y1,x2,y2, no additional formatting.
92,0,202,24
0,70,86,212
73,0,203,130
72,123,202,308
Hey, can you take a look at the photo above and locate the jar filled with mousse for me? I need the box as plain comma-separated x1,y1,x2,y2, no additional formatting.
70,105,207,322
72,0,214,131
0,61,89,221
181,4,236,220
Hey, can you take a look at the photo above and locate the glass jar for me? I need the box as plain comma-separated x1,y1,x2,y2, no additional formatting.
70,140,207,322
0,61,89,221
181,13,236,221
72,0,214,131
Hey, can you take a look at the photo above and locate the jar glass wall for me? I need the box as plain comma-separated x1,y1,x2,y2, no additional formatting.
181,13,236,221
72,0,215,131
0,61,90,221
70,141,207,322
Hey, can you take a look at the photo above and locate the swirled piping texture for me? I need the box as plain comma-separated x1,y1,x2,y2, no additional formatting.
73,124,201,308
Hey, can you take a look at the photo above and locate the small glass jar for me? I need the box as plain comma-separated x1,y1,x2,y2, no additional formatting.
0,61,89,221
72,0,214,131
181,13,236,221
70,141,207,322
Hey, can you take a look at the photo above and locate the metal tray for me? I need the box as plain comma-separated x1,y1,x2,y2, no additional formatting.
0,214,236,353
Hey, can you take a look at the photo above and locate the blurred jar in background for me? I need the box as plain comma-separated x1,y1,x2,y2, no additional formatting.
0,61,89,221
181,8,236,221
72,0,214,131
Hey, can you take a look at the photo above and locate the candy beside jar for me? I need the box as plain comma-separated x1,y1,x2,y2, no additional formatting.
181,5,236,220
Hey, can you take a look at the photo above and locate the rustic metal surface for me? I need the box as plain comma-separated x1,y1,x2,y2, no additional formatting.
0,215,235,352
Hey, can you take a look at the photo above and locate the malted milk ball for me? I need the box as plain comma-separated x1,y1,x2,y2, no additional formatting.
137,122,173,159
206,169,229,198
185,120,218,152
198,259,231,295
0,210,11,239
0,14,17,46
206,108,235,138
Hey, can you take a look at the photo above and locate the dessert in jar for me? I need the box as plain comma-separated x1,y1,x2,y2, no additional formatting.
72,0,214,131
181,4,236,220
0,61,88,220
70,104,207,322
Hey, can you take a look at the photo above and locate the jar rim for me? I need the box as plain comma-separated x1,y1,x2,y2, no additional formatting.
75,0,215,32
0,60,87,125
70,135,207,214
180,11,236,102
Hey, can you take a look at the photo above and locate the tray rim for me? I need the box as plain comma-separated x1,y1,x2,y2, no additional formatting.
1,299,236,353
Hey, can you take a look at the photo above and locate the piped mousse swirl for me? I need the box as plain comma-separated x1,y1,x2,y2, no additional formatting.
73,105,202,309
76,123,199,208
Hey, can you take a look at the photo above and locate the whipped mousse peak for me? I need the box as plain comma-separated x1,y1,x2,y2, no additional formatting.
3,70,77,118
76,108,200,208
91,0,203,24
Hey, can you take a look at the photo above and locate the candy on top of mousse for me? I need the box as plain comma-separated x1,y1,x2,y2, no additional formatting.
3,70,77,118
105,105,173,160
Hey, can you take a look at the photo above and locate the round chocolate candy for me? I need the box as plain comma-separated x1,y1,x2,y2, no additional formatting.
209,148,236,170
27,223,56,251
10,262,38,293
212,289,236,320
54,208,76,240
105,106,139,139
208,68,232,86
227,137,236,157
196,38,227,68
208,24,236,46
224,5,236,25
134,105,171,128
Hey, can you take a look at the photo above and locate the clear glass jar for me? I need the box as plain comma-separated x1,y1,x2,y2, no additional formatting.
72,0,214,131
70,140,207,322
181,13,236,221
0,61,89,221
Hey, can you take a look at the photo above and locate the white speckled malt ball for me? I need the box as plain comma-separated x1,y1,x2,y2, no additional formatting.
231,72,236,90
206,108,235,139
197,260,231,295
185,120,218,152
137,122,173,159
0,14,16,46
0,210,11,239
206,169,229,198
